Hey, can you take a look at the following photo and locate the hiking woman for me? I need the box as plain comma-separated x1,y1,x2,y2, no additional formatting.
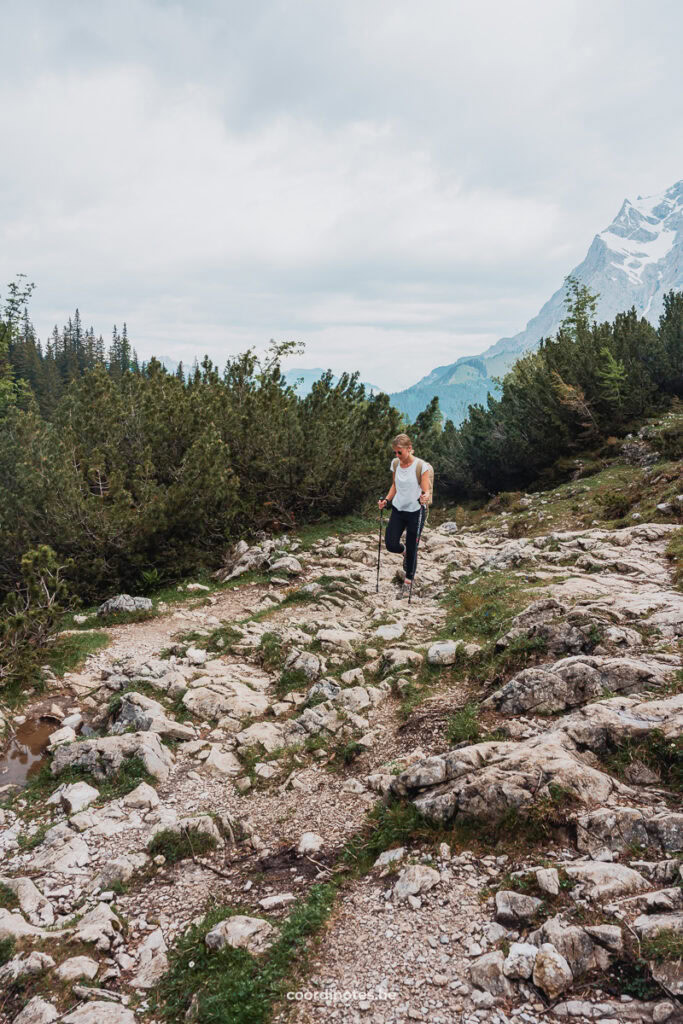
378,433,431,596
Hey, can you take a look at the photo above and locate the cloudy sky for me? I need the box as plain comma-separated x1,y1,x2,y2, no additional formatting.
2,0,682,391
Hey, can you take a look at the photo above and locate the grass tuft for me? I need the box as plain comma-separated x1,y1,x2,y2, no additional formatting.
147,827,218,864
151,884,337,1024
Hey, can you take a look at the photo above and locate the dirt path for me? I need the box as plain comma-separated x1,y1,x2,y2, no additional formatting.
1,516,682,1024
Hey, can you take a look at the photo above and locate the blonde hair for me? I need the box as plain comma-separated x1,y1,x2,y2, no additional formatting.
392,433,412,449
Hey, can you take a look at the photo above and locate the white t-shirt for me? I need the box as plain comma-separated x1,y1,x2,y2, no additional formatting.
390,457,431,512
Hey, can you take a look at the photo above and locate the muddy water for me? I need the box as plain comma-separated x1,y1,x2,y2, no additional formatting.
0,719,54,788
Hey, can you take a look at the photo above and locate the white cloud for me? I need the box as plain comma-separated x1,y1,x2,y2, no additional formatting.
0,0,682,390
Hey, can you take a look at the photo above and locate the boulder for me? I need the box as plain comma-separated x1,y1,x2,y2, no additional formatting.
123,781,159,809
375,623,405,641
0,909,51,942
55,956,99,982
494,890,543,926
186,646,207,666
336,686,371,713
470,950,515,999
373,847,406,873
0,951,55,985
110,692,195,741
58,782,100,815
317,628,363,650
50,732,174,783
130,950,169,989
284,649,325,681
182,682,269,720
634,912,683,939
485,655,671,716
297,832,324,855
62,1004,137,1024
533,943,573,999
0,876,54,926
380,648,423,674
97,595,152,616
564,860,649,900
531,915,607,976
307,680,341,702
503,942,538,979
204,747,242,776
235,721,284,753
577,807,683,856
427,640,460,666
48,726,77,748
392,694,683,826
205,915,275,954
70,903,123,952
12,998,59,1024
393,865,440,901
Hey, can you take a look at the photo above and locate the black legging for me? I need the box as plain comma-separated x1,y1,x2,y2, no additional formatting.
385,506,426,580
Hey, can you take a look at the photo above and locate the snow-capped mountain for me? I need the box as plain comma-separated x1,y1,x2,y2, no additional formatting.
391,179,683,423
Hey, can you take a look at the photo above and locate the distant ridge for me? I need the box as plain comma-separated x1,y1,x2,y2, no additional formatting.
284,367,382,397
390,179,683,424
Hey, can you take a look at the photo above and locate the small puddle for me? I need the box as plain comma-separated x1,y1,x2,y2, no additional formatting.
0,719,54,789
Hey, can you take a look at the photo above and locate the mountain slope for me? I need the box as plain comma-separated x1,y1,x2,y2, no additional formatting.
391,179,683,423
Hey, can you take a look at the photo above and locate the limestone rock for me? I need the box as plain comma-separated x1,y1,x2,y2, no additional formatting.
0,951,55,985
62,1004,137,1024
503,942,538,979
269,555,303,575
564,860,649,899
470,950,515,999
427,640,460,666
98,594,152,616
70,903,123,951
182,682,269,720
577,807,683,856
284,649,325,681
123,782,159,809
536,867,560,896
55,957,99,982
205,915,275,954
235,721,284,753
533,942,573,999
494,890,543,926
297,832,324,855
0,876,54,926
485,654,671,716
12,997,59,1024
204,747,242,776
51,732,174,783
375,623,405,641
307,680,341,702
634,912,683,939
373,847,406,873
59,781,100,815
0,909,51,937
130,950,169,988
393,864,440,901
110,691,195,741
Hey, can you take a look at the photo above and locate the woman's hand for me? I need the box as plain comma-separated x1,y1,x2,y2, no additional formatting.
419,491,428,506
378,498,388,510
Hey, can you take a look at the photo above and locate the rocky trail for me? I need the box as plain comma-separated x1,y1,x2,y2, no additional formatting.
1,509,682,1024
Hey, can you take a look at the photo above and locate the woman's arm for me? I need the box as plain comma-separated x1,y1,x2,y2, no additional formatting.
419,469,430,504
379,480,397,509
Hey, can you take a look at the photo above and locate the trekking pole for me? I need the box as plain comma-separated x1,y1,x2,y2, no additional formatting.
376,503,384,593
408,503,427,605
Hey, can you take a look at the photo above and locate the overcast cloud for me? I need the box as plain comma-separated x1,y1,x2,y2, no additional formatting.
1,0,682,390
